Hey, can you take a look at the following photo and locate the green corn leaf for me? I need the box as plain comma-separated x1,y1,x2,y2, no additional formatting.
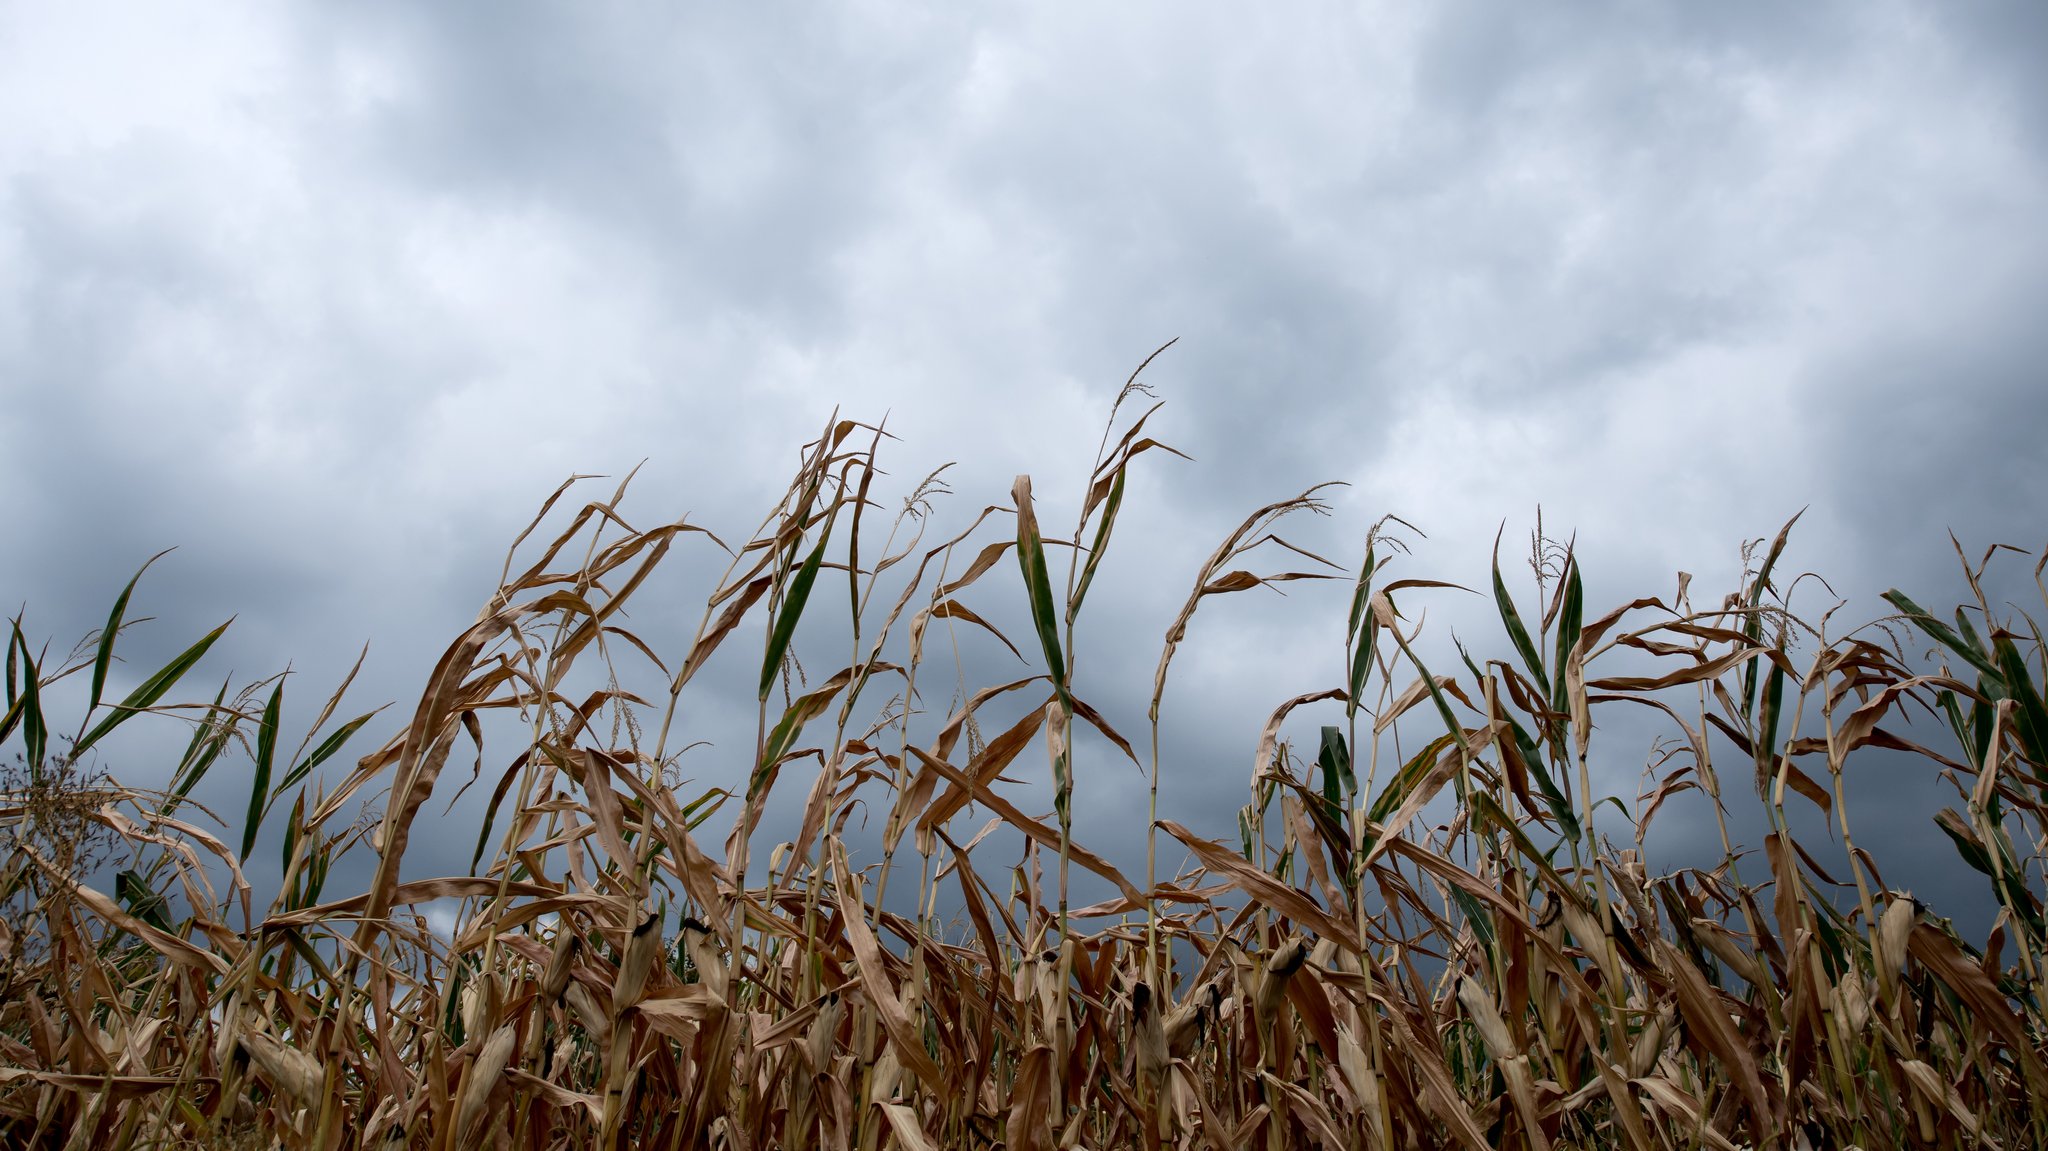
1971,691,1995,767
303,836,330,908
1346,546,1377,641
280,789,304,886
1386,620,1467,757
1937,690,1969,758
680,785,730,831
1366,732,1460,827
1757,661,1786,777
1548,557,1582,721
0,692,19,754
1508,715,1580,842
1296,787,1354,875
471,788,503,877
481,743,571,873
1985,817,2048,939
171,679,232,791
1455,638,1486,690
76,619,230,756
1316,726,1352,814
277,710,378,794
1467,790,1575,890
1955,608,1990,665
1803,891,1853,975
1344,543,1377,708
443,956,474,1044
1992,634,2048,767
241,680,283,861
1070,468,1124,622
1346,630,1377,718
1012,476,1067,695
1882,589,2004,686
1448,887,1496,953
5,624,45,773
87,551,170,719
759,530,831,701
1741,511,1803,718
1492,532,1551,700
754,678,853,796
758,709,808,787
166,685,237,822
1347,578,1379,720
255,679,283,781
115,869,173,933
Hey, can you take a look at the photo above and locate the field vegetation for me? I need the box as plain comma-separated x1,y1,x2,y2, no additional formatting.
4,364,2047,1148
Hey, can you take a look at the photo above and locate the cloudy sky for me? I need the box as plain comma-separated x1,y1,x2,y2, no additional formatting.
5,3,2045,930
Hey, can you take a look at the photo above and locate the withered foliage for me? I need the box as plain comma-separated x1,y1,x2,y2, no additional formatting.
4,373,2046,1149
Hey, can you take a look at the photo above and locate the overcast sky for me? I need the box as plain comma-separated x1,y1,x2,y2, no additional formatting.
5,3,2045,932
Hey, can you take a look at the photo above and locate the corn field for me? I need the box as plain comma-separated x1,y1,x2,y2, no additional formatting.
5,370,2047,1149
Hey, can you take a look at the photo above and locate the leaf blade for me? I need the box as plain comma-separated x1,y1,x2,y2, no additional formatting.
76,619,231,755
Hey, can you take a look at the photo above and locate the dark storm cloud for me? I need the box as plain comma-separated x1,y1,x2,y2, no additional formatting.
2,3,2044,925
322,3,902,330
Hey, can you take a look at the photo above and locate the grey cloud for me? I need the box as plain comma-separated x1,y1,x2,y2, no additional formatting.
2,3,2044,927
318,3,969,335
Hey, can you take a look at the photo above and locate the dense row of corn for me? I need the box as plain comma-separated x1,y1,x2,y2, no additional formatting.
4,379,2045,1148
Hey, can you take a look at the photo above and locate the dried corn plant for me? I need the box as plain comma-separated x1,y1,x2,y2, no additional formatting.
3,363,2046,1149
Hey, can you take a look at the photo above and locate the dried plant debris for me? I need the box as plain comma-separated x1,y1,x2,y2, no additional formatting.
2,386,2046,1150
